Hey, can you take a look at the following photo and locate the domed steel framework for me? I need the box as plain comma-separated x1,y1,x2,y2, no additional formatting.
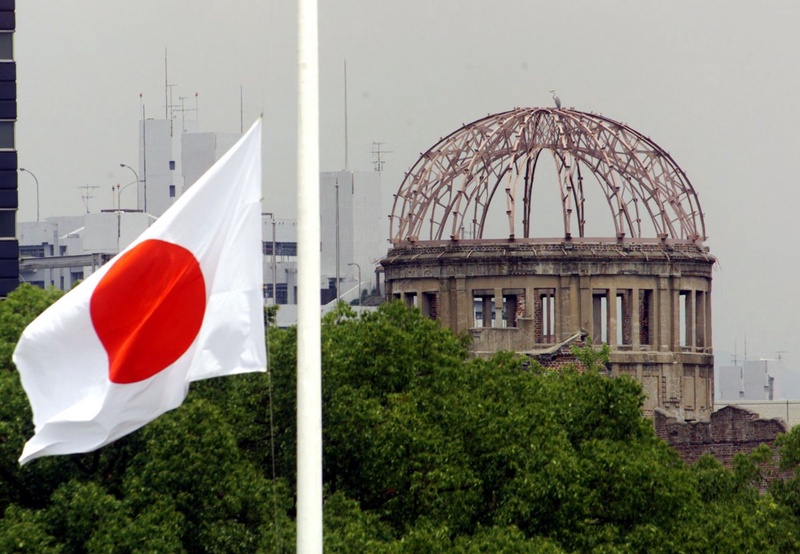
390,107,706,244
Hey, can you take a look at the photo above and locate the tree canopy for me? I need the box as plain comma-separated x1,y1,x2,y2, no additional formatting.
1,284,800,552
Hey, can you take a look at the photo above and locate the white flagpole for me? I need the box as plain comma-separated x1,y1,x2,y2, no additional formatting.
296,0,323,551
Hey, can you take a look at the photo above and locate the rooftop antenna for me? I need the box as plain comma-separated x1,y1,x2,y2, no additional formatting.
744,331,748,364
177,95,198,133
164,48,169,119
78,184,100,213
372,141,392,172
344,59,349,170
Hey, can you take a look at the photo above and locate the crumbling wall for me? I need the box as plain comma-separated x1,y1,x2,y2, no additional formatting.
655,405,787,467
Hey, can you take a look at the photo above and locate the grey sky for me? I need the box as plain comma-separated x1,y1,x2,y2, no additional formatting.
16,1,800,375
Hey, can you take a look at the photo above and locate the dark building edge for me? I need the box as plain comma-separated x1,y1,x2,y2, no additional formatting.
0,0,17,296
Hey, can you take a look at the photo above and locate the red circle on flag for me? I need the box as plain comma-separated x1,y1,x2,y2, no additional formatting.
90,239,206,384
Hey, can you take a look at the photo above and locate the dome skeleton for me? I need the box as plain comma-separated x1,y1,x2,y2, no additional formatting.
390,108,705,245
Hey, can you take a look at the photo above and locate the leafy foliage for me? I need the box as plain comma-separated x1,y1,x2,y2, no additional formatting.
1,289,800,551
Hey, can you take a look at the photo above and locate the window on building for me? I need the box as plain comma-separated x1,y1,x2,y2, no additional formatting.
503,288,524,329
472,289,495,328
276,283,288,305
422,292,439,320
169,185,175,198
0,209,14,236
0,121,13,149
535,288,555,342
592,290,609,344
263,241,298,257
0,33,12,61
20,245,44,258
616,289,632,346
639,290,653,346
169,160,176,170
679,291,689,348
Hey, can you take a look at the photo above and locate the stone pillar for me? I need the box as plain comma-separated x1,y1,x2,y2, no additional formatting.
579,276,593,338
558,275,572,340
631,287,640,347
592,294,603,344
482,295,492,328
608,286,617,349
705,287,713,350
657,277,672,352
494,287,504,328
454,277,469,330
695,291,706,349
686,290,696,351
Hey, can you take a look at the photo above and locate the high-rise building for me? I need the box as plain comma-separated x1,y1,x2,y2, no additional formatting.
138,116,239,218
0,1,16,295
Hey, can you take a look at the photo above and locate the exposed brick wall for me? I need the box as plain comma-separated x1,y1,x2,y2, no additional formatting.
655,405,787,468
526,338,590,372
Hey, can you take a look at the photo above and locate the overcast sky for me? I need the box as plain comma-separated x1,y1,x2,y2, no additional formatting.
15,1,800,378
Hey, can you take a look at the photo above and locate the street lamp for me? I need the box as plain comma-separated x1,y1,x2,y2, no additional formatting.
119,163,141,211
117,180,138,211
19,168,39,222
348,262,361,306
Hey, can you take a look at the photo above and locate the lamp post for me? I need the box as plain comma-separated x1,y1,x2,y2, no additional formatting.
19,168,39,222
335,179,340,302
117,179,138,211
119,163,141,211
348,262,361,306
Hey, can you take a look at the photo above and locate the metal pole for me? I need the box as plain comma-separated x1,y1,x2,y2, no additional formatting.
263,212,279,305
348,262,361,306
120,164,140,211
272,218,277,305
19,168,39,222
335,179,340,302
297,0,322,549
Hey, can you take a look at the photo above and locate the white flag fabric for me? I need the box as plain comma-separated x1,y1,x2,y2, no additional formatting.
15,119,266,464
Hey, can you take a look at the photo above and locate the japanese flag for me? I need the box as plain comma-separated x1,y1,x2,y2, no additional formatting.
15,119,267,464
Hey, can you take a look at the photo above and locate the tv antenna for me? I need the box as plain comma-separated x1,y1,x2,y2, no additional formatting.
177,93,199,133
78,184,100,213
372,141,392,172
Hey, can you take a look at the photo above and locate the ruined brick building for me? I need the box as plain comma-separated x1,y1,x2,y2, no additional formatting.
382,107,715,422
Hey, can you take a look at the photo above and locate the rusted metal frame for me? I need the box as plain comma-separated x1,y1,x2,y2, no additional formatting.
416,137,470,240
548,149,578,238
473,115,522,239
563,114,632,238
550,111,579,238
500,119,535,239
392,166,429,240
575,110,704,240
394,114,495,241
458,113,527,239
391,107,706,244
574,111,672,237
584,127,669,238
522,150,542,238
569,149,653,238
476,163,513,239
437,113,518,240
650,155,702,240
582,117,647,238
507,111,539,239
